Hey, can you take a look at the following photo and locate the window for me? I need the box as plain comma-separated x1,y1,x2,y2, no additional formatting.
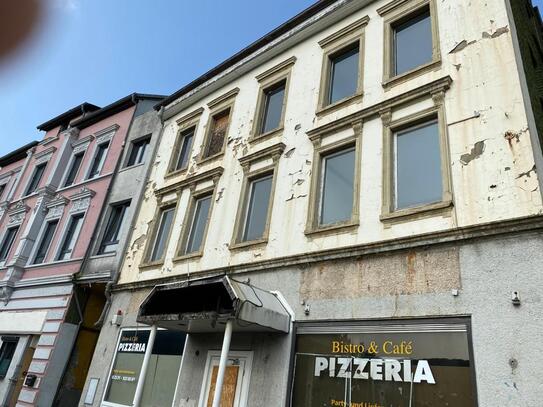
98,201,130,254
0,337,18,378
0,226,19,262
260,82,286,135
88,141,110,179
57,213,84,260
380,0,440,87
148,206,175,263
63,151,84,187
25,162,46,195
393,9,432,76
241,175,273,242
172,128,195,172
181,195,212,256
328,44,360,105
317,17,367,113
394,119,441,209
126,137,150,167
203,109,230,159
32,219,59,264
319,148,355,226
0,184,5,201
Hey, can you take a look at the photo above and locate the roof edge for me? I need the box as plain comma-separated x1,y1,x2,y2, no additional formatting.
0,140,39,167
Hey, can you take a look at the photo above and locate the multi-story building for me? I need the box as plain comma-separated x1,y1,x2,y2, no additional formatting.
76,0,543,406
0,94,163,407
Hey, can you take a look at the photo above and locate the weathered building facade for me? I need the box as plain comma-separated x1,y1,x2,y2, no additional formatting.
0,94,163,406
78,0,543,406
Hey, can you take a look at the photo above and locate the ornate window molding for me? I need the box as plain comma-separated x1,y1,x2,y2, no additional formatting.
68,187,95,213
34,146,56,165
7,201,30,226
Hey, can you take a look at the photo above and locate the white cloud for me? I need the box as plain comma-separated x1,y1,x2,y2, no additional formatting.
54,0,79,12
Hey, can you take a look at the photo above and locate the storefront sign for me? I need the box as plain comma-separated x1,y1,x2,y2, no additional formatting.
291,321,476,407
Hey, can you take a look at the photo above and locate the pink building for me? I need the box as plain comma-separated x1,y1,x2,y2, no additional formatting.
0,94,162,406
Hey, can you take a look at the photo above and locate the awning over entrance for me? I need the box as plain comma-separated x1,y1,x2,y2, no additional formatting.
137,276,291,334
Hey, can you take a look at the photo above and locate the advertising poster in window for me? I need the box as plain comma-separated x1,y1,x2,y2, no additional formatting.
104,329,150,406
291,322,476,407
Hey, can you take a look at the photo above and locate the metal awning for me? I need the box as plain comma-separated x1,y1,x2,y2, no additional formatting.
137,275,291,334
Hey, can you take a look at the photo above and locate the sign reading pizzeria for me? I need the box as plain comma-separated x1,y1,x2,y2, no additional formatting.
291,319,477,407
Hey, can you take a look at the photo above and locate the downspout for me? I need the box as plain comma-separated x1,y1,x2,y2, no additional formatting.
95,105,167,326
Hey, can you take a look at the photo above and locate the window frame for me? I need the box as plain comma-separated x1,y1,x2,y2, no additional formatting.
306,124,362,236
24,162,47,196
30,218,60,265
140,200,178,268
0,225,20,264
379,0,441,89
198,88,239,163
62,150,85,188
230,143,284,249
380,91,453,223
125,135,151,168
0,336,19,379
97,200,131,255
86,140,111,180
55,211,85,261
174,186,216,261
250,57,296,143
316,17,368,116
167,108,203,177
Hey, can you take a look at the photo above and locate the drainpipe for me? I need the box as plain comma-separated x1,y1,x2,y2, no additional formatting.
132,325,157,407
212,319,234,407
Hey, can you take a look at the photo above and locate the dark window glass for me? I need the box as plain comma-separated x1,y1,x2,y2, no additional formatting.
64,152,84,187
25,163,46,195
98,202,130,254
204,109,230,158
150,207,175,262
0,226,19,262
88,141,110,179
261,82,286,134
395,120,442,209
184,195,212,254
127,137,150,167
0,184,5,201
319,148,355,225
329,44,359,105
57,213,84,260
394,9,432,75
175,128,195,171
242,175,273,242
33,220,59,264
0,337,18,378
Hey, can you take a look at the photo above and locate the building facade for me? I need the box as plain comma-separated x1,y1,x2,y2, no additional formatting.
73,0,543,406
0,94,162,407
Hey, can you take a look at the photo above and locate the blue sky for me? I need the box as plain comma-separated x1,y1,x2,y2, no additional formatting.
0,0,542,156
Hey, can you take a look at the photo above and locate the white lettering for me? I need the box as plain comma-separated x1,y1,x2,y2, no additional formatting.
413,360,436,384
337,358,351,378
370,359,383,380
384,359,402,382
353,358,369,379
314,357,328,376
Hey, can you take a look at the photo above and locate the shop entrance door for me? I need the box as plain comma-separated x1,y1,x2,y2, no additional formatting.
200,351,253,407
8,337,35,407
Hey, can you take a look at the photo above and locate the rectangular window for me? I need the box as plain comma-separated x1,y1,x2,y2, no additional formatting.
0,226,19,262
241,174,273,242
291,319,477,407
394,119,442,209
126,137,150,167
63,151,84,187
98,201,130,255
203,109,230,159
57,213,84,260
32,219,59,264
393,8,433,76
183,195,212,255
0,184,5,201
260,81,286,135
328,43,360,105
0,337,18,378
173,128,195,171
25,162,46,195
319,148,355,226
88,141,110,179
149,206,175,262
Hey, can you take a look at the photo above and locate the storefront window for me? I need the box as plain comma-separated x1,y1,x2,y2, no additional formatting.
291,320,477,407
104,329,185,407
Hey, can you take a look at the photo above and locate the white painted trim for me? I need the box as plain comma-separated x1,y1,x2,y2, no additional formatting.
198,350,253,407
26,218,59,266
53,208,88,261
171,334,189,407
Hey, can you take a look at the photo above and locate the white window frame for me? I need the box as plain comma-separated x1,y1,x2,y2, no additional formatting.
27,217,60,265
60,149,86,188
198,350,253,407
0,225,20,267
54,210,86,261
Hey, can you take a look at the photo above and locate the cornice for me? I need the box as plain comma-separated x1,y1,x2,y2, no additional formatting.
238,142,286,167
207,88,240,109
155,166,224,197
318,15,370,48
175,107,204,126
255,57,297,82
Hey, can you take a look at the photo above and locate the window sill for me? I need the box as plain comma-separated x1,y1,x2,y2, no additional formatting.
197,151,225,166
382,59,442,90
380,200,453,224
164,167,189,180
138,260,164,271
56,172,111,193
248,126,284,144
119,162,145,173
305,220,359,237
316,92,363,117
229,238,268,250
89,252,116,260
173,251,203,262
23,257,82,269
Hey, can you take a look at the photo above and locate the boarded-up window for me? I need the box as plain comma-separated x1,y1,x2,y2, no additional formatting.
204,109,230,158
206,365,239,407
